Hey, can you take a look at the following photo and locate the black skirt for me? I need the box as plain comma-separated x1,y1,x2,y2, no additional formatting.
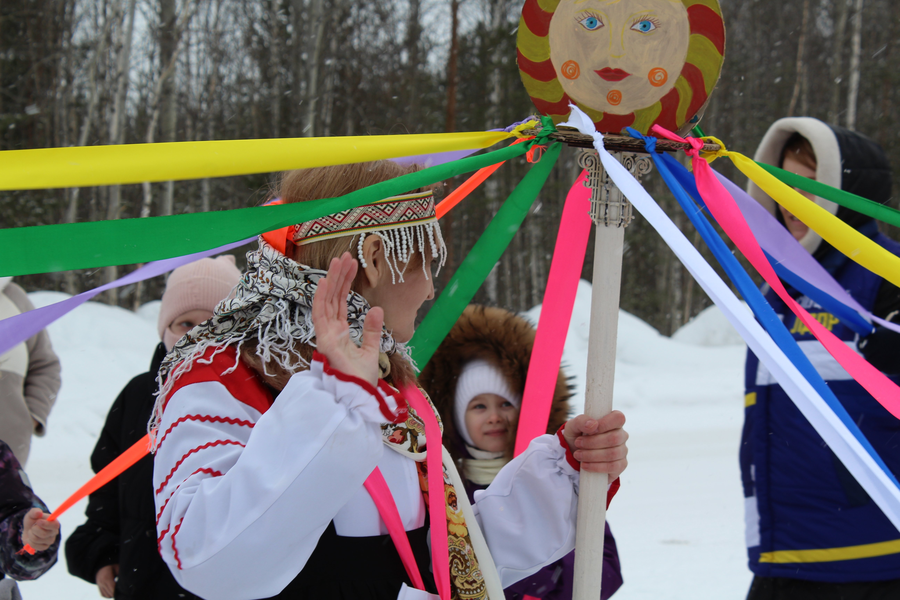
266,520,437,599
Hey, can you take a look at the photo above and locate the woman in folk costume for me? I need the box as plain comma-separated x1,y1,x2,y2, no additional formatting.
151,161,629,600
419,305,623,600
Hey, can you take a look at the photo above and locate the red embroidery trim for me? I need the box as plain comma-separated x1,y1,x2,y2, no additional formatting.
556,425,581,472
155,439,245,495
377,380,410,424
172,519,184,570
313,351,406,423
156,467,224,525
607,477,620,509
164,346,273,415
157,524,170,553
156,414,255,450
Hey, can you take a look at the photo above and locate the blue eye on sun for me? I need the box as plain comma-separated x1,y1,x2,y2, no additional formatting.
632,19,657,33
578,15,603,31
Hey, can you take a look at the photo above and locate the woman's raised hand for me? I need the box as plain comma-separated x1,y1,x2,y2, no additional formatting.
312,253,384,386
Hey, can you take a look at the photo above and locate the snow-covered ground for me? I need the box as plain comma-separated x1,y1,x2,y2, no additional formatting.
18,282,753,599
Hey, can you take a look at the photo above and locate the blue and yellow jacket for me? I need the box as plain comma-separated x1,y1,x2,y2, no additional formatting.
742,117,900,582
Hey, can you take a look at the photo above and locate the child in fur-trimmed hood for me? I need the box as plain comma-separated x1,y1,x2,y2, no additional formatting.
419,304,623,600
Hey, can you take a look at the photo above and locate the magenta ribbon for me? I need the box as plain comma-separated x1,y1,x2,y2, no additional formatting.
652,125,900,419
0,238,254,356
715,172,900,335
363,467,426,591
513,170,592,456
400,383,451,600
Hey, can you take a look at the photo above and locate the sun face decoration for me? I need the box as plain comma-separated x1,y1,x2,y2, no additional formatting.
517,0,725,134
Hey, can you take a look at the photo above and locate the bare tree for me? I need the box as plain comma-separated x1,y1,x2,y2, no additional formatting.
846,0,864,129
828,0,851,123
787,0,810,116
104,0,137,304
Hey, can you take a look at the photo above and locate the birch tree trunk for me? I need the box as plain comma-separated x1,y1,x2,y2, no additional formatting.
64,9,110,294
846,0,864,130
828,0,850,124
787,0,810,117
104,0,137,305
304,0,326,137
159,0,178,217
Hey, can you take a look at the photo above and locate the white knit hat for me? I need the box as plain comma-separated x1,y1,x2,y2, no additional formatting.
454,359,521,447
157,256,242,347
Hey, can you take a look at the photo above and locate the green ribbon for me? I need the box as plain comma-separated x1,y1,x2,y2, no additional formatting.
409,142,562,367
0,142,531,277
757,162,900,229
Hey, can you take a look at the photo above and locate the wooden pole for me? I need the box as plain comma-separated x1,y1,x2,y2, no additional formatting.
572,149,649,600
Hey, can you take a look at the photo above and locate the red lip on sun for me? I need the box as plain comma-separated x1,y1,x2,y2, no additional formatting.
596,68,631,82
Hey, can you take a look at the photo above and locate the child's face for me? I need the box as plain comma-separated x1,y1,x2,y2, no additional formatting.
464,393,519,453
165,308,214,351
168,309,215,337
780,154,816,241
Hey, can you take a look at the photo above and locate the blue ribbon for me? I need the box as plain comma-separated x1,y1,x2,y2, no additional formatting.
625,127,899,490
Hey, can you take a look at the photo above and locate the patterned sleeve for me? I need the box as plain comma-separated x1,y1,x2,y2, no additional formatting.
0,441,59,581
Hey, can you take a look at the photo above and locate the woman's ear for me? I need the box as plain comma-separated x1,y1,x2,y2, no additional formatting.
360,235,385,289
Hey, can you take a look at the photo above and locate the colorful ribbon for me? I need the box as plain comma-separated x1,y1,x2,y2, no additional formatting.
434,138,532,219
409,142,561,367
363,468,426,591
1,141,531,277
651,125,900,420
713,171,900,336
758,162,900,230
635,131,899,495
0,239,253,357
400,383,451,600
558,105,900,534
699,137,900,290
0,131,513,191
513,170,592,456
23,433,152,554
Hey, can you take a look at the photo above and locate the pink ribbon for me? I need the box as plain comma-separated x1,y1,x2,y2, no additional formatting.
364,468,426,591
651,125,900,419
514,171,592,456
400,383,451,600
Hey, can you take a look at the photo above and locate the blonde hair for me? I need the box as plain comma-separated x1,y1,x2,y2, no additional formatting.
242,161,428,389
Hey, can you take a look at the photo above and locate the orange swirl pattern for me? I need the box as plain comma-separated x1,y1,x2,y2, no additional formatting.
561,60,580,80
648,67,668,87
607,90,623,106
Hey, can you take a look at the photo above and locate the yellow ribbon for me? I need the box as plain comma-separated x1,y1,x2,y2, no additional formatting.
704,138,900,290
0,131,512,191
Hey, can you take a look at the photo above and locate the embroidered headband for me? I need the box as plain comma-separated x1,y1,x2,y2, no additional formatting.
262,191,447,284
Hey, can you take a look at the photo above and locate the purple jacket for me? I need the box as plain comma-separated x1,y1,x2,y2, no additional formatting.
0,439,59,582
464,481,623,600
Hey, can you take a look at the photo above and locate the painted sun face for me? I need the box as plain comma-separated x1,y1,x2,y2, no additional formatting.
548,0,691,115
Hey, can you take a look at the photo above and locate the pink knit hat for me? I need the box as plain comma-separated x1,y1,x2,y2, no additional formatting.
157,255,242,343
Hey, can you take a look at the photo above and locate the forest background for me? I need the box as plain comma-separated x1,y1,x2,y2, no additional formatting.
2,0,898,335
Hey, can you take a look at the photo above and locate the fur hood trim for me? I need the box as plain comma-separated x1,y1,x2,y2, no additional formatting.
417,304,572,465
747,117,841,255
747,117,892,256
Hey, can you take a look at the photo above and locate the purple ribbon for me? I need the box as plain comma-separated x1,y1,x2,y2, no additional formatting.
392,117,538,168
0,238,255,356
5,119,541,357
716,172,900,334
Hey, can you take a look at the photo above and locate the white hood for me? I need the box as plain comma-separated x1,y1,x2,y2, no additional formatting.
746,117,842,255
